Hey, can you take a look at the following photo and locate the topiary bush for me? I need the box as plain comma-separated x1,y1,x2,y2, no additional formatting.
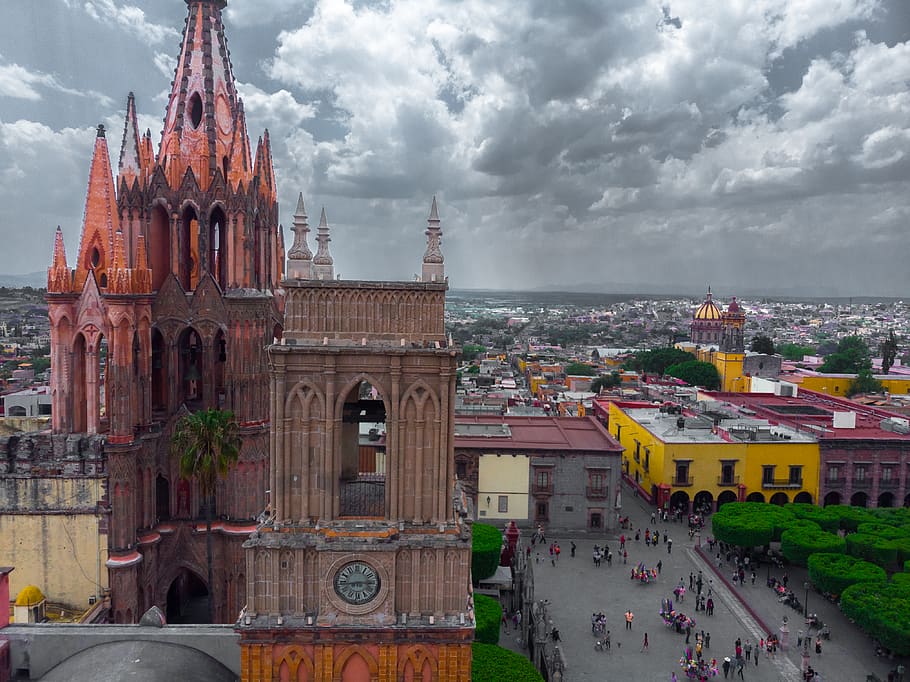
841,582,910,656
826,505,876,532
711,502,794,547
891,572,910,587
781,527,845,566
807,552,886,597
846,533,899,568
856,523,910,540
472,642,544,681
472,523,503,584
474,594,502,645
785,503,840,533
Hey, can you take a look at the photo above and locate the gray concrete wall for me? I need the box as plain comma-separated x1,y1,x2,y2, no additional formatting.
2,623,240,679
527,453,619,533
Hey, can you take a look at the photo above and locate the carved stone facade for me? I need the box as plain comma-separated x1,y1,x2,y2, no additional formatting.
238,276,474,681
33,0,281,623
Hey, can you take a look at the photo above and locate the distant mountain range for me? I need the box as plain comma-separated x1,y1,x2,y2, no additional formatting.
0,272,45,288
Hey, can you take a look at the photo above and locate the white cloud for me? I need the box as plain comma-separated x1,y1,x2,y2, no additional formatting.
226,0,310,26
64,0,180,45
0,58,112,106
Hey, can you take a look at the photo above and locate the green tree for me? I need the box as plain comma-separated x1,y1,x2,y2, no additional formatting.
881,330,899,375
847,368,883,397
590,372,621,393
820,336,871,373
749,335,775,355
171,408,241,623
626,348,695,375
462,344,487,362
778,343,814,361
564,362,597,376
665,360,721,389
471,523,503,585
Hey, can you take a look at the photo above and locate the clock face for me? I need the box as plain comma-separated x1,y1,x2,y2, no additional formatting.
333,561,381,605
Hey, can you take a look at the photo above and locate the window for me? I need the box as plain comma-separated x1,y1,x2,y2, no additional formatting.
855,466,866,481
498,495,508,513
536,501,548,520
644,448,650,471
189,92,203,129
590,472,605,491
789,466,802,484
456,461,467,480
721,463,735,484
536,470,550,488
634,440,641,462
590,512,602,529
762,466,775,485
675,463,689,484
881,467,893,482
827,465,839,481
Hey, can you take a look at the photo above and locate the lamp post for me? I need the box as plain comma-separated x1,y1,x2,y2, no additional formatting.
804,581,810,619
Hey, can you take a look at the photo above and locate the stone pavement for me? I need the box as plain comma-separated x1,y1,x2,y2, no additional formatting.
510,487,906,681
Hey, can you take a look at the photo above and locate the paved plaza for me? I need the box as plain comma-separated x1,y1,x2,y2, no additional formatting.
502,488,905,681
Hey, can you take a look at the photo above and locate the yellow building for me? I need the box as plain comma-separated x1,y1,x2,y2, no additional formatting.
793,372,910,397
477,454,530,521
609,401,819,511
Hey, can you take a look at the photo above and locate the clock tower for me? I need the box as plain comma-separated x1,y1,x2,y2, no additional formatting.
237,199,474,681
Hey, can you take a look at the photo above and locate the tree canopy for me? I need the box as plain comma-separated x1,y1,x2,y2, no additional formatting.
819,336,871,374
881,330,899,375
778,343,814,361
665,360,721,389
564,362,597,376
847,368,883,396
625,347,695,375
590,372,621,393
749,334,775,355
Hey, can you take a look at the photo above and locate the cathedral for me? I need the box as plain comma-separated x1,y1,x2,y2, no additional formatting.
40,1,473,676
44,0,286,625
689,288,744,352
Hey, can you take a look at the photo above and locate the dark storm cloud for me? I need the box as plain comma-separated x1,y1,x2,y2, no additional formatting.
0,0,907,296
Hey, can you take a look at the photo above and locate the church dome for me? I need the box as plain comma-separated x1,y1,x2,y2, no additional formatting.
694,290,722,321
727,297,741,313
16,585,45,606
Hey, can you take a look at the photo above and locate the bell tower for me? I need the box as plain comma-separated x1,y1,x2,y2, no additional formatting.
237,199,473,681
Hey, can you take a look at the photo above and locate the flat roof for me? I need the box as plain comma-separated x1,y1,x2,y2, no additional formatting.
619,407,814,444
454,415,622,453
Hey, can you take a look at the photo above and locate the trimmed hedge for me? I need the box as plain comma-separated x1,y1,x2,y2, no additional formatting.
472,523,503,584
826,505,876,532
906,560,910,573
846,533,899,568
474,594,502,645
856,523,910,540
841,582,910,655
472,642,544,681
711,502,794,547
781,527,845,566
785,503,840,533
892,572,910,587
807,552,886,596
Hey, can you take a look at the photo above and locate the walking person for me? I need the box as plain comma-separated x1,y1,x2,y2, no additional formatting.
625,609,634,630
668,537,673,553
640,632,649,653
722,658,731,678
745,641,752,661
736,657,745,679
570,541,576,558
657,559,662,574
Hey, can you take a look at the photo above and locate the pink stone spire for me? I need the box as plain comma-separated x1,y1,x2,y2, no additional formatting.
47,227,72,293
287,193,312,280
421,195,444,283
312,207,334,281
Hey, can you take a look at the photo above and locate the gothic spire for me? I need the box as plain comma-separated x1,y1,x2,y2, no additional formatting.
287,193,313,280
312,207,334,281
158,0,241,191
47,227,72,293
117,92,146,189
421,195,444,283
74,125,121,292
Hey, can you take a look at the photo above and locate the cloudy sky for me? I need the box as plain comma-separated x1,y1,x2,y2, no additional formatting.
0,0,907,296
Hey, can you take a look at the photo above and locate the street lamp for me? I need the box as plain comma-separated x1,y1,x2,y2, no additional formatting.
804,581,810,619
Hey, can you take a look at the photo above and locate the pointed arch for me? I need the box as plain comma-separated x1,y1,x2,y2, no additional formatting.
399,380,441,416
397,645,437,680
332,644,379,679
333,373,390,419
399,380,441,522
275,646,314,681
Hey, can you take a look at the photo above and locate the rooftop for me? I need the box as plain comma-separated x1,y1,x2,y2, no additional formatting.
454,415,622,453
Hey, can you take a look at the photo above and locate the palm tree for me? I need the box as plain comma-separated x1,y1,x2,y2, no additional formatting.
170,408,240,623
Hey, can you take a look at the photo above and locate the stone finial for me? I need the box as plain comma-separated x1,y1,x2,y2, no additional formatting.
287,193,313,279
47,226,72,293
421,195,444,283
312,207,334,281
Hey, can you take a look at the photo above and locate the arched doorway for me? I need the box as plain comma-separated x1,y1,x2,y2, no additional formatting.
165,568,209,624
823,491,841,507
793,491,813,504
213,329,226,407
149,204,171,291
156,474,170,521
178,327,203,409
716,490,737,509
878,492,895,508
746,492,765,503
770,492,789,506
670,491,690,513
694,490,714,514
72,333,87,432
179,205,199,290
851,491,868,507
208,206,227,290
339,379,387,517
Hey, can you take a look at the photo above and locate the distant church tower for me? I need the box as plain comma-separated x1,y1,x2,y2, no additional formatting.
238,199,474,681
720,297,745,352
45,0,283,624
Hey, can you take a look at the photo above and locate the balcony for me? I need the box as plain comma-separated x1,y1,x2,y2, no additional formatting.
851,478,871,489
825,478,845,489
672,476,693,487
717,476,740,487
762,478,803,489
532,482,554,496
878,478,899,490
586,486,608,499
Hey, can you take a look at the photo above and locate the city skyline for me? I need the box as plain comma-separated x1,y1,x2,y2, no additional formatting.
0,0,908,295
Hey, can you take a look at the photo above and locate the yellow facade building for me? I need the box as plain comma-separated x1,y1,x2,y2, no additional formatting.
477,454,530,521
609,402,819,511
